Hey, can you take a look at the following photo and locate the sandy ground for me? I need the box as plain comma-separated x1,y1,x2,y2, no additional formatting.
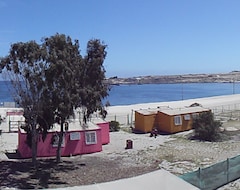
106,94,240,115
1,94,240,189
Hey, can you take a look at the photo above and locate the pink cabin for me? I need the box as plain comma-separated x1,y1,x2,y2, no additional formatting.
18,120,110,158
92,118,110,145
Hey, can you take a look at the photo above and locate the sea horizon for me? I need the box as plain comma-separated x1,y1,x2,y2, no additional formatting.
103,83,240,106
0,81,239,106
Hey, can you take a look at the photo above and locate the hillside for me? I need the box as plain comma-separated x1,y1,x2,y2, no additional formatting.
106,71,240,85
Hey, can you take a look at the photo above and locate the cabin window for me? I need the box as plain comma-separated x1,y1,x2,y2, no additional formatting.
85,131,97,145
184,114,191,120
51,133,65,147
174,115,182,125
70,132,81,140
192,113,199,119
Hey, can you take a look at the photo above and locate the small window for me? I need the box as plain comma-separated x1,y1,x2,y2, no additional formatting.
70,132,81,140
51,134,65,147
85,131,97,145
184,114,191,120
174,115,182,125
192,113,199,119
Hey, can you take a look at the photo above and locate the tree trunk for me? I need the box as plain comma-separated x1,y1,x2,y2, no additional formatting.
56,121,64,163
31,120,37,167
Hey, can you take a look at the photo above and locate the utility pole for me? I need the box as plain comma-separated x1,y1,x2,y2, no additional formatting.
232,79,235,94
181,83,184,100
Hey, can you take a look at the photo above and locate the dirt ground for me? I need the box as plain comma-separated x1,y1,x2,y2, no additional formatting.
1,124,240,189
0,155,158,189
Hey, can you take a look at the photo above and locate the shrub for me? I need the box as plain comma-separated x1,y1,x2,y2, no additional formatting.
192,111,222,141
105,101,111,107
109,121,120,132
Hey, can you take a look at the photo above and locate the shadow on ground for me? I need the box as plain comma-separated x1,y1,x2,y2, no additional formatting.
0,158,78,189
5,150,22,159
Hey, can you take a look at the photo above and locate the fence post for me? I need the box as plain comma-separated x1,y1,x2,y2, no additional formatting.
130,109,134,127
227,158,229,183
114,115,116,121
9,117,11,132
127,114,129,125
198,167,203,189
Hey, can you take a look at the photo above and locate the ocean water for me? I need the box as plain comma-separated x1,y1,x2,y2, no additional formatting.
1,81,239,106
0,81,14,102
104,83,240,106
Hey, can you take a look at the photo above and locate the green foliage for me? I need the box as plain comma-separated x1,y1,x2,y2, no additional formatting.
109,121,120,132
0,41,49,165
0,115,2,125
74,39,109,123
105,101,111,107
41,34,80,124
192,111,222,141
0,41,50,129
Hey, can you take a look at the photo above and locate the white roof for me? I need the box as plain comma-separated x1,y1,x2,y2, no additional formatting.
19,121,100,133
136,106,171,115
54,169,199,190
90,117,108,124
51,121,100,132
160,106,210,116
136,109,159,115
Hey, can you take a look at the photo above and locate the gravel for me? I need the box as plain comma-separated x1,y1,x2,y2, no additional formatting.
1,128,240,189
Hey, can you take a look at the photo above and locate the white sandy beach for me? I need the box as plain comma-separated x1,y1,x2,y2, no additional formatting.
107,94,240,115
104,94,240,125
1,94,240,189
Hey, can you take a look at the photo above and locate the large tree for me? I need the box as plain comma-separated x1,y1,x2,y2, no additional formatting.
0,41,49,166
75,39,109,123
41,33,81,162
0,34,109,164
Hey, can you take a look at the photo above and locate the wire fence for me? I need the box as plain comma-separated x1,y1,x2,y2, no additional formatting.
180,155,240,190
211,103,240,114
211,103,240,122
103,103,240,126
2,101,240,127
104,113,134,126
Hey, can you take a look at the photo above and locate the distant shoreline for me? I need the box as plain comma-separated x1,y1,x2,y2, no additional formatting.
106,71,240,85
109,81,239,86
106,94,240,117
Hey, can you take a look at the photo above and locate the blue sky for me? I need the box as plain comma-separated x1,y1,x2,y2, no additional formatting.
0,0,240,77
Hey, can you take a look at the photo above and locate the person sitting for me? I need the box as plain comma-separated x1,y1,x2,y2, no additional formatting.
150,128,158,138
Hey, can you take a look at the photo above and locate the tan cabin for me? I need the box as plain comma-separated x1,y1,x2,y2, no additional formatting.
156,107,210,134
135,106,210,134
134,109,158,133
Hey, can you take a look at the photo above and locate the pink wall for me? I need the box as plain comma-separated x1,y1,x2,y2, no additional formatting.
96,122,110,144
18,128,102,158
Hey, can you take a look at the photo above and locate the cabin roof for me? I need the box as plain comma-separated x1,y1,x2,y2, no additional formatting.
136,109,158,115
90,117,108,124
19,121,100,133
136,106,170,115
159,106,210,116
51,121,100,131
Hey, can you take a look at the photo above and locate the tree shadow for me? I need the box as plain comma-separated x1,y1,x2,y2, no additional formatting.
0,158,78,189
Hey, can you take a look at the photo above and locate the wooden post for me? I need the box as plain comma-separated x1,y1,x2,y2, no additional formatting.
227,158,230,183
130,110,133,127
198,167,203,189
8,115,11,132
